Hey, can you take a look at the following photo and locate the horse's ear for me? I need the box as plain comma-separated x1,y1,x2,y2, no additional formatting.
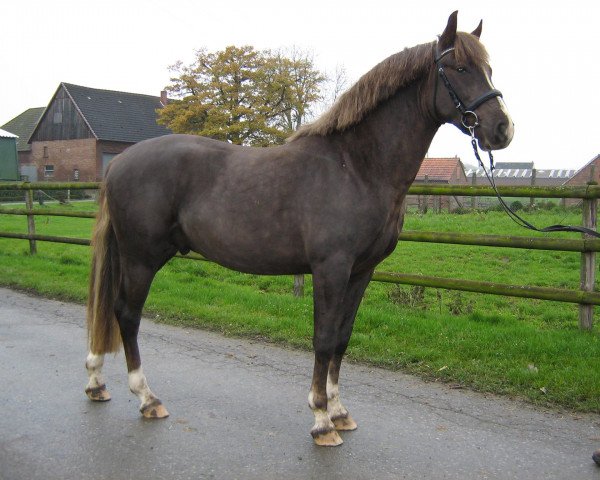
439,11,458,50
471,20,483,39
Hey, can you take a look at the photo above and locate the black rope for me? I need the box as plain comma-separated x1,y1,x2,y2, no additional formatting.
470,138,600,238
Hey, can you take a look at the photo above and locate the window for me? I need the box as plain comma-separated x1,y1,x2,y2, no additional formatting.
43,146,49,158
44,165,54,178
53,112,63,124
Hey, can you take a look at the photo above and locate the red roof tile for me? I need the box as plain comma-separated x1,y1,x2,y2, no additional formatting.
416,157,464,182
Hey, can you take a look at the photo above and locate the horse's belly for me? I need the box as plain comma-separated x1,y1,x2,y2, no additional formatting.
182,218,308,275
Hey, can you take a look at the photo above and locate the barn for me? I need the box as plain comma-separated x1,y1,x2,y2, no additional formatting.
1,107,45,180
0,128,19,181
563,154,600,186
26,83,171,182
464,161,576,187
408,157,468,212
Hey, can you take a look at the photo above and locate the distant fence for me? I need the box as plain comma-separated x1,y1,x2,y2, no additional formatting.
1,181,599,330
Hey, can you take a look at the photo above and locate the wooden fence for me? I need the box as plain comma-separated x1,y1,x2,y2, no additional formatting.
1,181,599,330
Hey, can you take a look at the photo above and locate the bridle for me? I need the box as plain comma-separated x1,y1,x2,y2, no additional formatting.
431,40,600,238
432,41,503,135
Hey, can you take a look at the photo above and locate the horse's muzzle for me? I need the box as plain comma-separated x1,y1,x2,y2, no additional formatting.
481,118,514,151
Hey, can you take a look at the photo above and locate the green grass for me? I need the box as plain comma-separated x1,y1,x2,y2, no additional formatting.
1,202,599,412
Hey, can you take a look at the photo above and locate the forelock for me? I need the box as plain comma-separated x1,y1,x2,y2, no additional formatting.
454,32,490,67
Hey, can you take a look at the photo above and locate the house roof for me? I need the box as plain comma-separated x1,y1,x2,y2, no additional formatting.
416,157,465,182
1,107,44,151
494,161,534,169
464,167,576,180
33,83,171,144
566,154,600,181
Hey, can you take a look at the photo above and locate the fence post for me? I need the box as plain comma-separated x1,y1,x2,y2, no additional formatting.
420,175,429,214
471,172,477,210
293,274,305,298
579,196,597,330
25,187,37,255
530,168,536,209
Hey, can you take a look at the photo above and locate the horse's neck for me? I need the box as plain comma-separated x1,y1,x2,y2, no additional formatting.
341,82,438,193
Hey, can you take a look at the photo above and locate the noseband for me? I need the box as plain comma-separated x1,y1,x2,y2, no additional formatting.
433,43,503,133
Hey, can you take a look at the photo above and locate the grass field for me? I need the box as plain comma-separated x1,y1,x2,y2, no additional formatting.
1,201,599,412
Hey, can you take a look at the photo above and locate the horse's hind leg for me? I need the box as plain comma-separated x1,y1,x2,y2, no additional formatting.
327,268,374,432
85,352,111,401
116,258,169,418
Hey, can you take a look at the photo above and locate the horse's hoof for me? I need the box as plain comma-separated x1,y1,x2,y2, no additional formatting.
311,429,343,447
140,399,170,419
85,384,111,402
593,449,600,466
332,414,357,431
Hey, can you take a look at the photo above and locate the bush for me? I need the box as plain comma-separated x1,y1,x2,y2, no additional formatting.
510,200,523,211
388,285,426,309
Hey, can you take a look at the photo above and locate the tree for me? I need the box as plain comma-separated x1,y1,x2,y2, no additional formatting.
158,46,326,146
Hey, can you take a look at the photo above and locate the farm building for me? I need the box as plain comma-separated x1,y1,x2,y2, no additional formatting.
464,161,576,187
1,107,44,179
0,128,19,180
24,83,171,182
563,154,600,186
408,157,469,211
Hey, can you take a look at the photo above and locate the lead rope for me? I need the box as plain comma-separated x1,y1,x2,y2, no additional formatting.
468,128,600,238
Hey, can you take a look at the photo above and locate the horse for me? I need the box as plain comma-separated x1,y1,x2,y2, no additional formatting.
85,11,514,447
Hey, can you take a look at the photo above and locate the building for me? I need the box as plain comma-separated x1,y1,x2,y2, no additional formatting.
409,157,468,211
0,128,19,180
464,162,575,187
1,107,45,178
25,83,171,182
563,154,600,186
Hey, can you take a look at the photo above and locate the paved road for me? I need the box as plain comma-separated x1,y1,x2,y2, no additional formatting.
1,287,599,479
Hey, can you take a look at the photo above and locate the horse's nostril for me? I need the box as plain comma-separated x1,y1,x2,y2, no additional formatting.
494,122,509,143
496,122,507,137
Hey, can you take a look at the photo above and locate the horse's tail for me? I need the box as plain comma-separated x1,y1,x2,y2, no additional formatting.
86,185,122,354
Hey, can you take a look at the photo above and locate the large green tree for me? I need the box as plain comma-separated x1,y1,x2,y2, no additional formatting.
158,46,326,146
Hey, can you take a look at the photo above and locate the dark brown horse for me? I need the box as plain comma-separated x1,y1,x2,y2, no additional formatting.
85,11,513,446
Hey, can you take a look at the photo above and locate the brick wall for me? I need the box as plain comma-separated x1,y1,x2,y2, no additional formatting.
565,156,600,186
29,139,133,181
31,139,98,182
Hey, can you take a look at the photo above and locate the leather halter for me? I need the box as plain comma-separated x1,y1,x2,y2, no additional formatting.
433,42,503,130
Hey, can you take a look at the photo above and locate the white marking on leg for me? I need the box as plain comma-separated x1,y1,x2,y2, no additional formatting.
85,352,106,390
326,374,348,419
128,367,157,408
308,390,335,433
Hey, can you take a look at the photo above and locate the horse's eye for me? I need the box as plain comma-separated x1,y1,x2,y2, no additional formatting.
456,66,467,73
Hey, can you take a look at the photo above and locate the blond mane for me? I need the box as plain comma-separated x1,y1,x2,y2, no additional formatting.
289,32,488,141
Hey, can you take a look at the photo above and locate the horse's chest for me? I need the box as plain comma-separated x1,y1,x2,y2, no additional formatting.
355,216,401,270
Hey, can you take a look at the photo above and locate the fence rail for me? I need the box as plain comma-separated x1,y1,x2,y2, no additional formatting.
0,181,598,330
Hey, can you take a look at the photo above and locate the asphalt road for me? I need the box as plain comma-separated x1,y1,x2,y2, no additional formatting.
1,287,599,479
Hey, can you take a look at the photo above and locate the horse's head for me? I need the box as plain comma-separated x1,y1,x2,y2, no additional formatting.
430,11,514,151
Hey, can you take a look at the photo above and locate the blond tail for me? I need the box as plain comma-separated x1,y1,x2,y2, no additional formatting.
86,186,122,354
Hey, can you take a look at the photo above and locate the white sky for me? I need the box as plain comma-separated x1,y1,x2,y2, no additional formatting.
2,0,598,170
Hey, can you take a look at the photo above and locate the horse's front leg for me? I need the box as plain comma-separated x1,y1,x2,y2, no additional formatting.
309,259,353,446
327,268,374,431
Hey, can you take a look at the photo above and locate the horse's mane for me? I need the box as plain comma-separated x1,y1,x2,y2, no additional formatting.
288,32,488,141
